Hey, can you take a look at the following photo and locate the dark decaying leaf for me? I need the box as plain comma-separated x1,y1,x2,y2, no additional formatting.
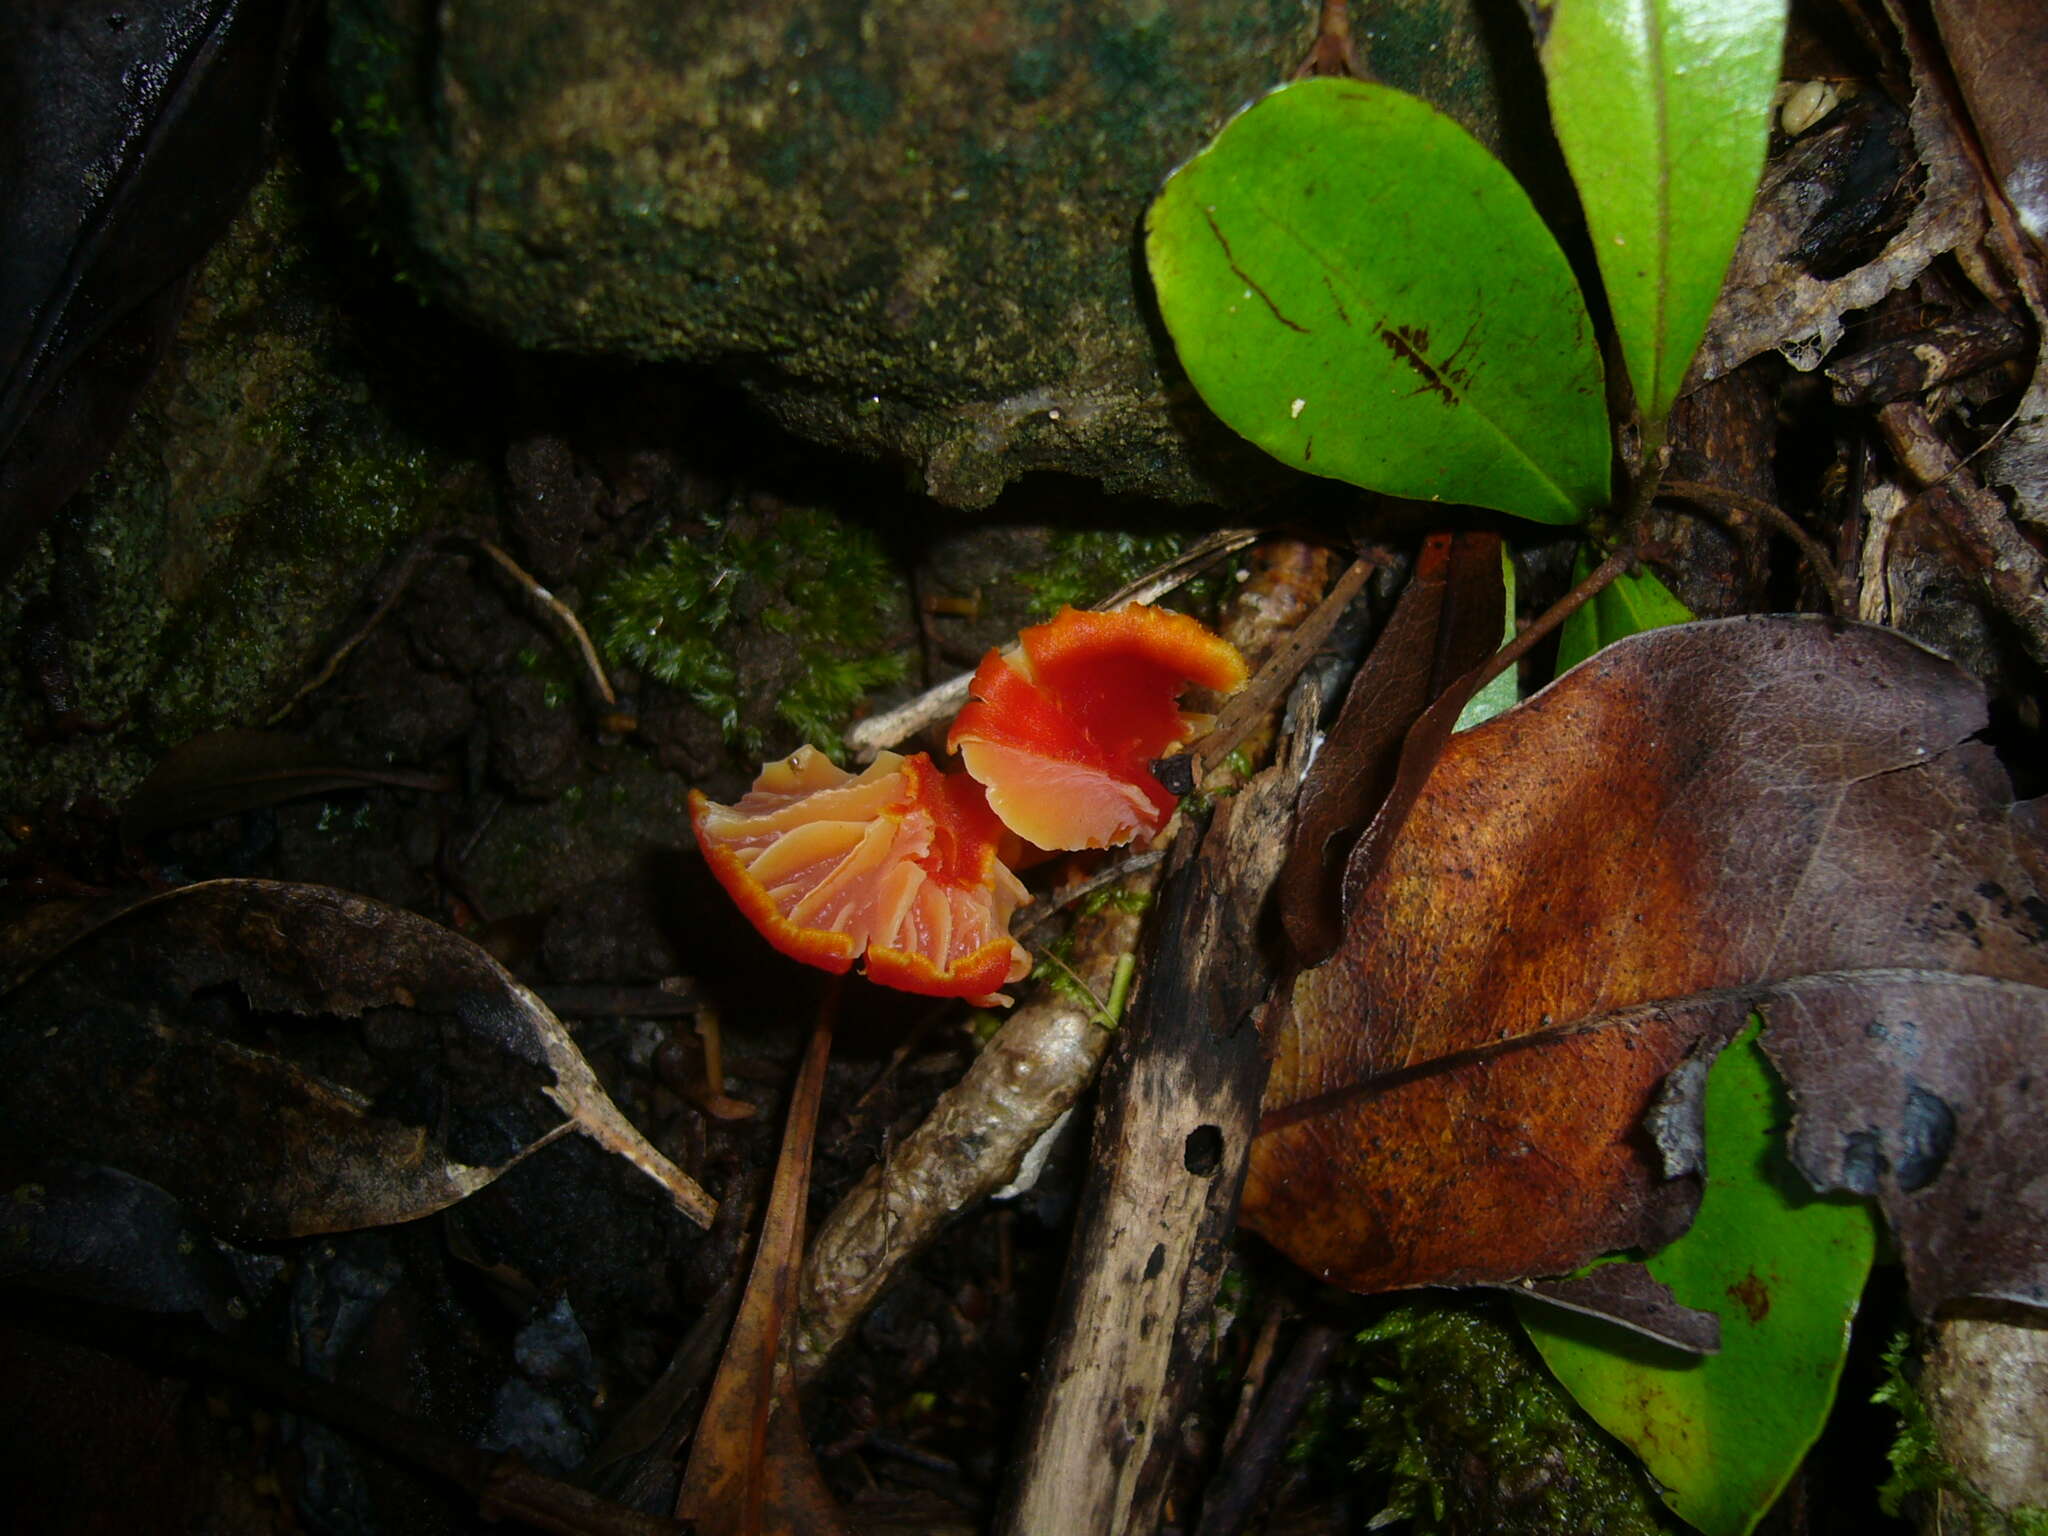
1696,77,1982,382
1930,0,2048,520
0,879,715,1239
119,729,454,843
1931,0,2048,243
1248,617,2048,1315
1279,531,1502,967
1501,1264,1722,1356
0,0,309,573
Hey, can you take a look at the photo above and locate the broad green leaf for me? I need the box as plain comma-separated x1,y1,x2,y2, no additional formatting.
1519,1023,1877,1536
1554,552,1694,674
1538,0,1788,428
1453,550,1519,731
1146,78,1609,524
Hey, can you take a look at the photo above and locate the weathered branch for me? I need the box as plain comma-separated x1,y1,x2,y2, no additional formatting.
996,687,1317,1536
790,889,1154,1383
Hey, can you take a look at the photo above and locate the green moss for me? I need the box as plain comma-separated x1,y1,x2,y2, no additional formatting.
1349,1301,1677,1535
1876,1331,2048,1535
593,503,909,761
1076,884,1152,920
1019,530,1201,619
0,139,475,811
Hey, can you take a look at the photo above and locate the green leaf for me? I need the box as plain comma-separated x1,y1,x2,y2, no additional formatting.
1538,0,1788,429
1519,1022,1877,1536
1453,550,1519,731
1554,553,1694,674
1145,78,1609,524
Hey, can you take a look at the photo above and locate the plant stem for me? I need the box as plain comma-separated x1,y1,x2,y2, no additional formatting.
1466,546,1640,698
1660,480,1854,619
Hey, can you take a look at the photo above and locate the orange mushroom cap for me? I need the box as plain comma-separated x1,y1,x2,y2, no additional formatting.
946,603,1249,851
689,746,1032,1006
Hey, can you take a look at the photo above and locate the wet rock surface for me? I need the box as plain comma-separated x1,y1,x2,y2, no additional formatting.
325,0,1513,508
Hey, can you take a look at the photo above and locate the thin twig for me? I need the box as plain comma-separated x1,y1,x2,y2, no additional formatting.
1188,552,1380,779
266,533,438,723
844,530,1264,761
1194,1322,1344,1536
270,532,627,726
675,978,843,1531
1465,545,1640,698
1218,1306,1289,1462
1660,479,1855,619
1098,528,1262,609
1013,849,1166,940
459,536,622,715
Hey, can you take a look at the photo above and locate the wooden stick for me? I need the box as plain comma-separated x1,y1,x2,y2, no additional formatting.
995,686,1317,1536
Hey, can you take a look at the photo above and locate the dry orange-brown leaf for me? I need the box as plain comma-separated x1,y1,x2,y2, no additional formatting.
1278,530,1502,967
676,991,850,1536
1248,617,2048,1314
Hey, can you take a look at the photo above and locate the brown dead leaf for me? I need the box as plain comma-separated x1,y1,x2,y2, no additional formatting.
0,879,714,1237
1279,531,1502,967
1933,0,2048,247
677,989,850,1536
1698,72,1983,381
1248,617,2048,1315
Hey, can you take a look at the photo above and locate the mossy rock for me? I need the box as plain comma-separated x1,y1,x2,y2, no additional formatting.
0,149,483,814
325,0,1516,509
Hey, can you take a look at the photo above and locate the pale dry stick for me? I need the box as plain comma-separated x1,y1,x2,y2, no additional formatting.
268,533,625,724
843,528,1261,761
789,890,1155,1384
460,536,624,717
842,674,974,763
1856,477,1913,625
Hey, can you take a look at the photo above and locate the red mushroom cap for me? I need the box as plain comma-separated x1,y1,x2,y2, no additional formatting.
690,746,1032,1006
947,603,1249,850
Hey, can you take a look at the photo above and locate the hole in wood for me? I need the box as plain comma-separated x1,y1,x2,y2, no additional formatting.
1184,1124,1223,1177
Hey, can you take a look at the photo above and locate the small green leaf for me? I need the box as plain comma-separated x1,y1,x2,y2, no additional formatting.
1453,550,1519,731
1538,0,1788,428
1145,78,1609,524
1519,1022,1877,1536
1554,553,1694,674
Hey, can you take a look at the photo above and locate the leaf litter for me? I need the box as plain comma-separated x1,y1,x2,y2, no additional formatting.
0,878,715,1238
1250,616,2048,1316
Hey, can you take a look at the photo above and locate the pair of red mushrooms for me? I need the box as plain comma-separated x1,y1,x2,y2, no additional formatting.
690,604,1248,1006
